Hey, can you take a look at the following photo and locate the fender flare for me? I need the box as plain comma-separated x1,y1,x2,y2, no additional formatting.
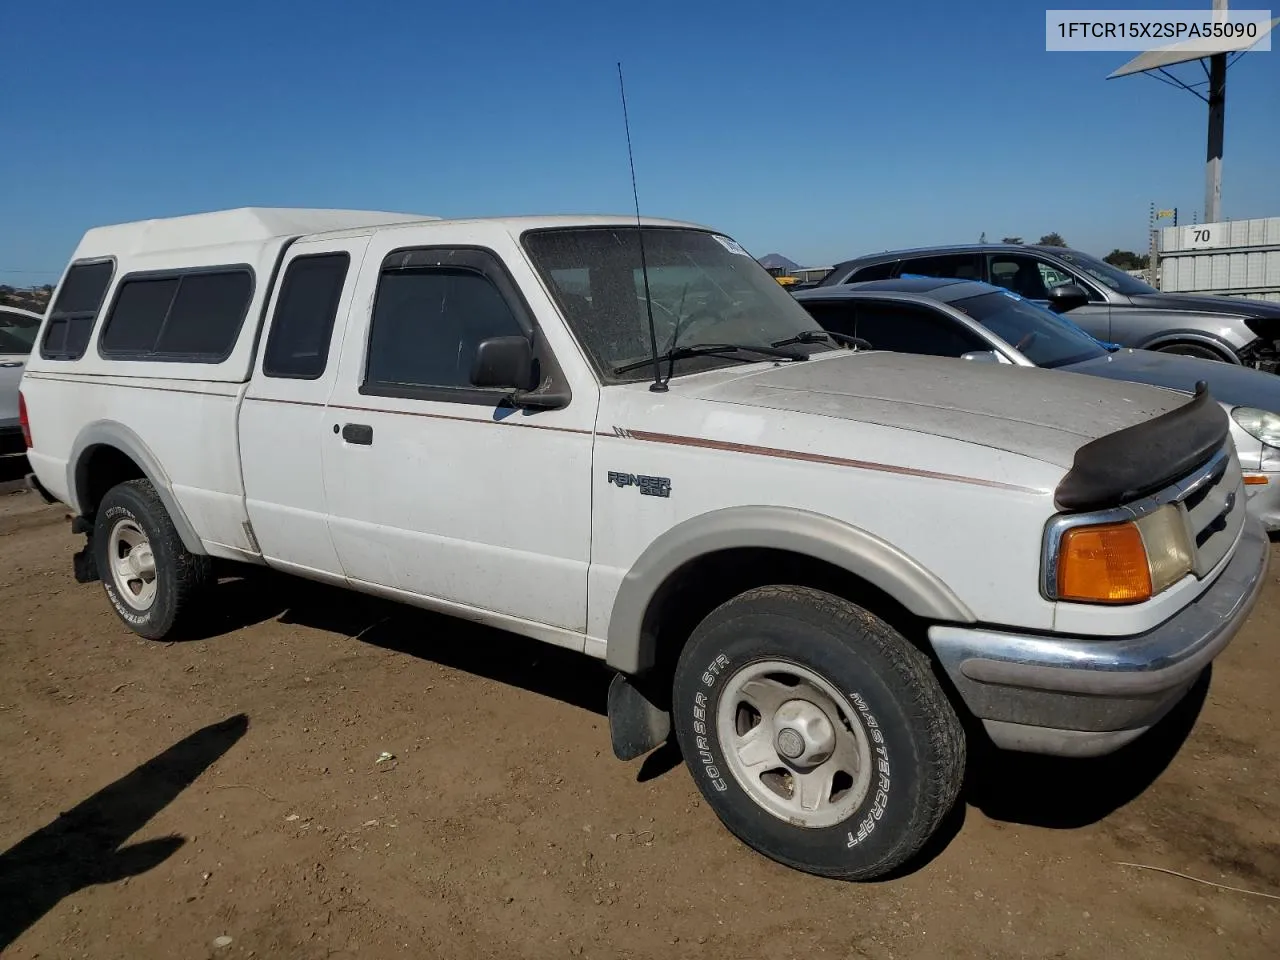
604,505,975,675
1137,329,1246,362
67,420,206,555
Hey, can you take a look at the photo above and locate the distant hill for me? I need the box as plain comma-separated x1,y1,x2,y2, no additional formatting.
0,285,51,315
757,253,799,271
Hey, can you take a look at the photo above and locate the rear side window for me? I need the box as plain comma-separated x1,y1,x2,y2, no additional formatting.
801,299,988,357
40,259,115,360
899,253,984,281
848,261,897,283
851,302,988,356
99,267,253,361
263,253,351,379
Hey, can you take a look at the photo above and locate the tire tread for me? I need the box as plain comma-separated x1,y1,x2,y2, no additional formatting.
679,584,966,880
96,479,212,639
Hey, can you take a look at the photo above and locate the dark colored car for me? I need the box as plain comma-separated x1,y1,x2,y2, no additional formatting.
815,244,1280,371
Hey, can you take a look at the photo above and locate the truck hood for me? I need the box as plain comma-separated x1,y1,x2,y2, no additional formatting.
691,352,1187,468
1064,348,1280,412
1124,292,1280,320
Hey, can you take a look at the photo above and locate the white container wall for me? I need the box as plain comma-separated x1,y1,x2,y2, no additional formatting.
1159,216,1280,302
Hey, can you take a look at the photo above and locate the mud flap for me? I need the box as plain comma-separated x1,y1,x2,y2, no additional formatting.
73,544,100,583
608,673,672,761
71,516,100,583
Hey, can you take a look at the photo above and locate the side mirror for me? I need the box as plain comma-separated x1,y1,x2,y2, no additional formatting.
961,350,1002,364
471,336,537,391
1047,283,1089,314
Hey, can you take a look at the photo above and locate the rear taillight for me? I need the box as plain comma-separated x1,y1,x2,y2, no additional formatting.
18,391,31,448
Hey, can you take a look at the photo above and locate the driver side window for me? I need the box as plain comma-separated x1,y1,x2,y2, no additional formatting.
1036,262,1073,289
363,257,526,400
989,254,1103,303
988,255,1052,300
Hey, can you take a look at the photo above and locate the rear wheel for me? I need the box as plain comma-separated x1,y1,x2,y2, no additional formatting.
672,585,965,880
93,479,212,639
1155,341,1231,362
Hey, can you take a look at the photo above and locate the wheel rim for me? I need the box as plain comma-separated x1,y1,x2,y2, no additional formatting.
1160,344,1222,361
107,518,158,611
716,659,873,829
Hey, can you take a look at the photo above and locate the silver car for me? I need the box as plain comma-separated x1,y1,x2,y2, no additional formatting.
817,244,1280,371
0,307,41,451
795,278,1280,530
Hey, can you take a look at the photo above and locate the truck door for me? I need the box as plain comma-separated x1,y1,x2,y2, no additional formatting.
320,237,594,644
239,235,371,581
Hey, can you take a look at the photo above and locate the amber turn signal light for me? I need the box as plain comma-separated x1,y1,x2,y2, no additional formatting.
1057,521,1152,603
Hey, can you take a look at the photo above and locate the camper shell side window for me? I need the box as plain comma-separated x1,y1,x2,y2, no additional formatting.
40,258,116,361
97,265,256,363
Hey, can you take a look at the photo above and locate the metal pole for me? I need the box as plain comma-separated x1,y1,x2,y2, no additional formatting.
1149,203,1159,287
1205,0,1228,224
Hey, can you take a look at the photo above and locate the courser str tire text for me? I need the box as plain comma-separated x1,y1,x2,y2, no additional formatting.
93,479,212,640
672,585,965,879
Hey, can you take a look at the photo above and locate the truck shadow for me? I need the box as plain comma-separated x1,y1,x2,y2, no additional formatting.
962,667,1211,829
199,570,613,718
195,572,1209,856
0,713,248,952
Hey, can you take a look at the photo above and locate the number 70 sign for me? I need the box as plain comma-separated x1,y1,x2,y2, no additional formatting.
1183,225,1227,250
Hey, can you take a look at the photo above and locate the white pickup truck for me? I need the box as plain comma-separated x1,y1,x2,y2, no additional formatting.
20,208,1268,880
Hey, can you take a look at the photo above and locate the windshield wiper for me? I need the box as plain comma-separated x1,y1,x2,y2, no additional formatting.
613,342,807,377
772,330,871,350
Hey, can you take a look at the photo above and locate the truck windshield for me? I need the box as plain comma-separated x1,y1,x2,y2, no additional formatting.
522,226,836,382
950,290,1109,369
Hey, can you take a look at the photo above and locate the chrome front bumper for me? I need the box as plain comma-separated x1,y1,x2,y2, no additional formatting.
928,518,1270,758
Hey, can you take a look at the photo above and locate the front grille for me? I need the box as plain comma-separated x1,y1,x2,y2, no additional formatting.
1178,444,1246,577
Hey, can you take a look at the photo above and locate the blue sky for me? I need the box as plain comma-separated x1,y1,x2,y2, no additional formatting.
3,0,1278,282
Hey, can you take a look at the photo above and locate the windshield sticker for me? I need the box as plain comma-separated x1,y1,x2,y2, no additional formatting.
711,235,751,256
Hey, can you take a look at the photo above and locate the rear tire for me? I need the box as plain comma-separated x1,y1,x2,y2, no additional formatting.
672,585,965,880
93,479,212,640
1155,342,1231,362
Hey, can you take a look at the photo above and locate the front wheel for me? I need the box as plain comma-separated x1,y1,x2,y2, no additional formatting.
1155,342,1231,362
93,479,212,640
672,585,965,880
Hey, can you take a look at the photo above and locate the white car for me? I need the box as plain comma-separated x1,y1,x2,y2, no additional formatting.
20,208,1268,880
0,306,42,451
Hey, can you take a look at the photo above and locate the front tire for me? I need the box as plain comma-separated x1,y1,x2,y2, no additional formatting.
1155,342,1231,362
672,585,965,880
93,479,212,640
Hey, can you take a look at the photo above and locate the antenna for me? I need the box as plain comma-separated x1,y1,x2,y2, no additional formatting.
617,61,666,393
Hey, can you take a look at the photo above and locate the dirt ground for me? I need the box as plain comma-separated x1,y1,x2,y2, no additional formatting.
1,475,1278,960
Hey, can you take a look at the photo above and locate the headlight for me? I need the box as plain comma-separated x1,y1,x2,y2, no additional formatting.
1054,504,1193,603
1230,406,1280,448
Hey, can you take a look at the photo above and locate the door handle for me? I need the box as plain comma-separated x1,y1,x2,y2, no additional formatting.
340,423,374,445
